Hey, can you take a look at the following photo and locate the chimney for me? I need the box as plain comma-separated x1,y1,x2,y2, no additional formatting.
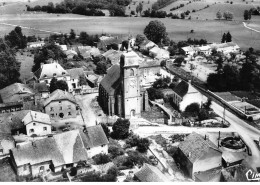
204,134,209,140
218,131,221,140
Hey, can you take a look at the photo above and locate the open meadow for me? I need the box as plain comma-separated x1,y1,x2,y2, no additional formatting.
0,13,260,50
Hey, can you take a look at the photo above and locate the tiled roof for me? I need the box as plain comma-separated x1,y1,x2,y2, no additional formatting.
43,89,77,107
67,68,84,79
178,132,221,163
100,65,121,95
0,83,35,103
80,125,109,148
22,111,51,126
34,82,49,93
215,92,241,102
11,130,88,167
134,163,169,182
247,99,260,109
222,151,246,164
34,62,69,80
194,167,222,182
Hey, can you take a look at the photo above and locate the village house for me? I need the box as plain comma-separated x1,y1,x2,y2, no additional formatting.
101,49,124,65
27,41,45,48
174,132,222,180
10,129,89,177
33,61,73,91
139,40,157,52
210,42,240,54
197,45,212,56
134,163,169,182
66,68,85,94
33,82,49,99
0,133,15,157
22,110,51,137
149,46,170,60
97,36,122,51
80,125,109,158
181,46,197,56
84,72,103,88
172,80,204,111
0,83,35,114
99,51,150,118
43,89,79,120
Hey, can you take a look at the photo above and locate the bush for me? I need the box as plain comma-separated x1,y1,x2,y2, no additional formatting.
70,167,77,176
123,151,150,167
136,138,150,153
108,145,125,158
166,146,178,157
111,118,130,140
92,153,111,165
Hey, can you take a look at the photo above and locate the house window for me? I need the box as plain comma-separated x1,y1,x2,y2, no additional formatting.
23,165,27,171
43,127,47,131
87,148,90,150
68,112,71,116
51,114,54,118
68,105,71,110
30,129,34,133
101,145,105,147
33,123,36,126
50,107,54,112
45,80,48,84
129,69,134,76
53,73,57,76
59,101,61,103
60,107,62,110
0,149,3,154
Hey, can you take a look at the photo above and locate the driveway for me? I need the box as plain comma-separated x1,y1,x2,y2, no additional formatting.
75,93,98,127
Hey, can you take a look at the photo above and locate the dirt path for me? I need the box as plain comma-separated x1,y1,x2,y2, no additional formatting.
243,22,260,33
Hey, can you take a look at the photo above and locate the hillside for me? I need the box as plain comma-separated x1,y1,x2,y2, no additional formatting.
125,0,158,15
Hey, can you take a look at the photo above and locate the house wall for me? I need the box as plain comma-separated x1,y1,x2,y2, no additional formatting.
45,100,79,120
193,149,222,174
39,76,73,92
160,68,175,80
41,92,50,99
16,164,31,177
0,140,15,155
30,161,52,177
26,122,51,136
179,92,204,112
139,66,160,78
175,148,193,178
87,145,108,158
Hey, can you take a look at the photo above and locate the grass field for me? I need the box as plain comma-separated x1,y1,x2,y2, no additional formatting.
16,51,34,82
0,13,260,50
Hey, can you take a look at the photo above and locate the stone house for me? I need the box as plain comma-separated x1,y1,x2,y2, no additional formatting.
10,130,88,177
43,90,79,120
22,110,51,137
172,80,204,111
134,163,169,182
175,132,222,180
80,125,109,158
0,133,15,156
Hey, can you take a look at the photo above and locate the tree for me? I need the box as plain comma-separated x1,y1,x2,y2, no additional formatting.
216,11,222,19
136,138,150,153
70,167,77,176
226,31,232,42
108,145,124,158
223,11,233,20
95,61,107,75
180,13,185,19
144,20,168,44
146,87,163,100
78,31,89,45
221,33,226,43
138,2,143,15
92,153,111,165
111,118,130,139
244,10,251,20
198,108,210,121
204,98,212,110
152,77,171,89
5,26,27,49
49,78,68,93
79,74,87,86
69,29,76,40
185,103,200,115
135,34,146,47
0,50,21,89
174,57,185,67
108,4,126,16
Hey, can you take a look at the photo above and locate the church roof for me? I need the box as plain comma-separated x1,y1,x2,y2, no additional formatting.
100,65,121,95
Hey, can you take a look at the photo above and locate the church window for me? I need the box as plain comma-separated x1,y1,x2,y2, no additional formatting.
129,69,134,76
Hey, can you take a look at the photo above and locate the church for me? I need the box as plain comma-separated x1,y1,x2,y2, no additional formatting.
99,51,150,118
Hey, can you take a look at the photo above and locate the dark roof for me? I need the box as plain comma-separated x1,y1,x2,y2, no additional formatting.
134,163,169,182
194,167,222,182
66,68,84,79
99,37,122,46
100,65,121,95
230,91,259,100
173,81,189,98
34,82,49,93
11,130,88,167
178,132,221,163
0,83,35,103
43,89,77,107
80,125,109,148
215,92,241,102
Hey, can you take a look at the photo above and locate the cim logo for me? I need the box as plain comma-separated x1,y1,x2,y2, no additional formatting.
246,169,260,181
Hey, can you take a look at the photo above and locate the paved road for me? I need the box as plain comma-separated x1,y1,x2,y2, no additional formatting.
211,101,260,169
75,93,98,127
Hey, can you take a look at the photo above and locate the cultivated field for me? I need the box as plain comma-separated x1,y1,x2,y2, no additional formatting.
0,13,260,50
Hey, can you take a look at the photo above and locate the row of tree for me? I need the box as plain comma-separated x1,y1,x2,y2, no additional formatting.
216,11,234,20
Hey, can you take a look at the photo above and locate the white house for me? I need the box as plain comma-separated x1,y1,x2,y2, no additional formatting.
27,41,45,48
22,110,52,136
210,42,240,54
172,80,204,111
149,47,170,60
34,61,74,92
181,46,197,56
197,45,211,56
